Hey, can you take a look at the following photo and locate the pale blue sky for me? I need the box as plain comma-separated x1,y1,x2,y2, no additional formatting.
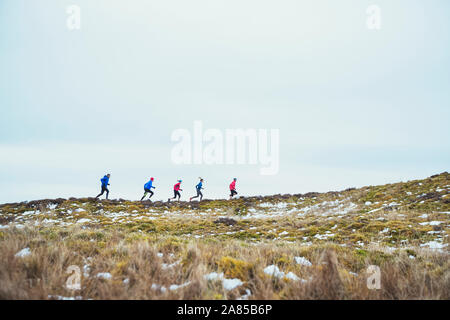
0,0,449,203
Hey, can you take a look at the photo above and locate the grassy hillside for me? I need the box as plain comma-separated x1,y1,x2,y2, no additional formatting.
0,172,448,299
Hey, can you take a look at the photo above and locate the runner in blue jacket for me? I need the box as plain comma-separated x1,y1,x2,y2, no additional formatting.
96,174,110,199
189,178,204,201
141,177,156,201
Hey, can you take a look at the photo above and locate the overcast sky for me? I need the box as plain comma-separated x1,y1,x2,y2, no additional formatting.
0,0,449,203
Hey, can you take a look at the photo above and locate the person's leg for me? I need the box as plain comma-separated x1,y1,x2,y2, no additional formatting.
149,190,154,199
141,189,149,201
105,187,109,200
199,190,203,201
190,189,199,201
96,186,106,198
168,190,177,202
176,190,181,201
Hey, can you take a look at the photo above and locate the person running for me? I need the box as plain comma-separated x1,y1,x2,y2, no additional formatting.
189,178,204,202
141,177,156,201
168,180,183,202
229,178,237,200
96,174,110,199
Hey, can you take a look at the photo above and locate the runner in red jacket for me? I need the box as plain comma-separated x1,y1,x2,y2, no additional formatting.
229,178,237,200
168,180,183,202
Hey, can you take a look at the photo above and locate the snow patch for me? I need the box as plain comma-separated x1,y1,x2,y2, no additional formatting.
169,281,191,291
15,247,31,258
420,241,447,250
222,278,244,291
96,272,112,280
294,256,312,266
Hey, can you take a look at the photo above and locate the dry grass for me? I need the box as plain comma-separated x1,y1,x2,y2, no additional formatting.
0,225,448,300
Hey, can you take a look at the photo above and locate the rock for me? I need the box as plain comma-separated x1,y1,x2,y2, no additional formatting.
214,218,237,226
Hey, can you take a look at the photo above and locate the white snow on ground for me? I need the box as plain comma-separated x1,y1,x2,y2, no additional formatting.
203,272,244,290
298,200,357,217
418,214,428,219
258,202,288,209
314,233,334,240
77,218,91,224
47,203,58,210
419,221,443,226
263,265,305,282
285,272,300,281
420,241,447,250
83,265,90,277
294,256,312,266
40,219,60,225
204,272,224,281
161,260,181,270
96,272,112,280
0,225,9,229
157,252,164,258
151,283,167,293
263,265,285,278
387,202,400,207
75,208,86,213
222,278,244,291
15,247,31,258
169,281,191,291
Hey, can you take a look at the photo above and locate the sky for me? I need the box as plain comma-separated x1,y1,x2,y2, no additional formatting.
0,0,449,203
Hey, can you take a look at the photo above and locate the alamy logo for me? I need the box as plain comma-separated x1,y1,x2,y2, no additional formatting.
66,5,81,30
366,265,381,290
65,265,81,290
366,5,382,30
171,121,280,175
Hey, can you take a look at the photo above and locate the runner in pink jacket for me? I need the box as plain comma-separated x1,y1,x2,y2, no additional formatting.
229,178,237,200
168,180,183,202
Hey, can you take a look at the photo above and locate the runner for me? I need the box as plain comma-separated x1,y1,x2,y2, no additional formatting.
168,180,183,202
189,178,204,202
95,174,111,200
229,178,237,200
141,177,156,201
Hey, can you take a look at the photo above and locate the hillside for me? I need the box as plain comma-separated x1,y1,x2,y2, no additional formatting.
0,172,448,299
